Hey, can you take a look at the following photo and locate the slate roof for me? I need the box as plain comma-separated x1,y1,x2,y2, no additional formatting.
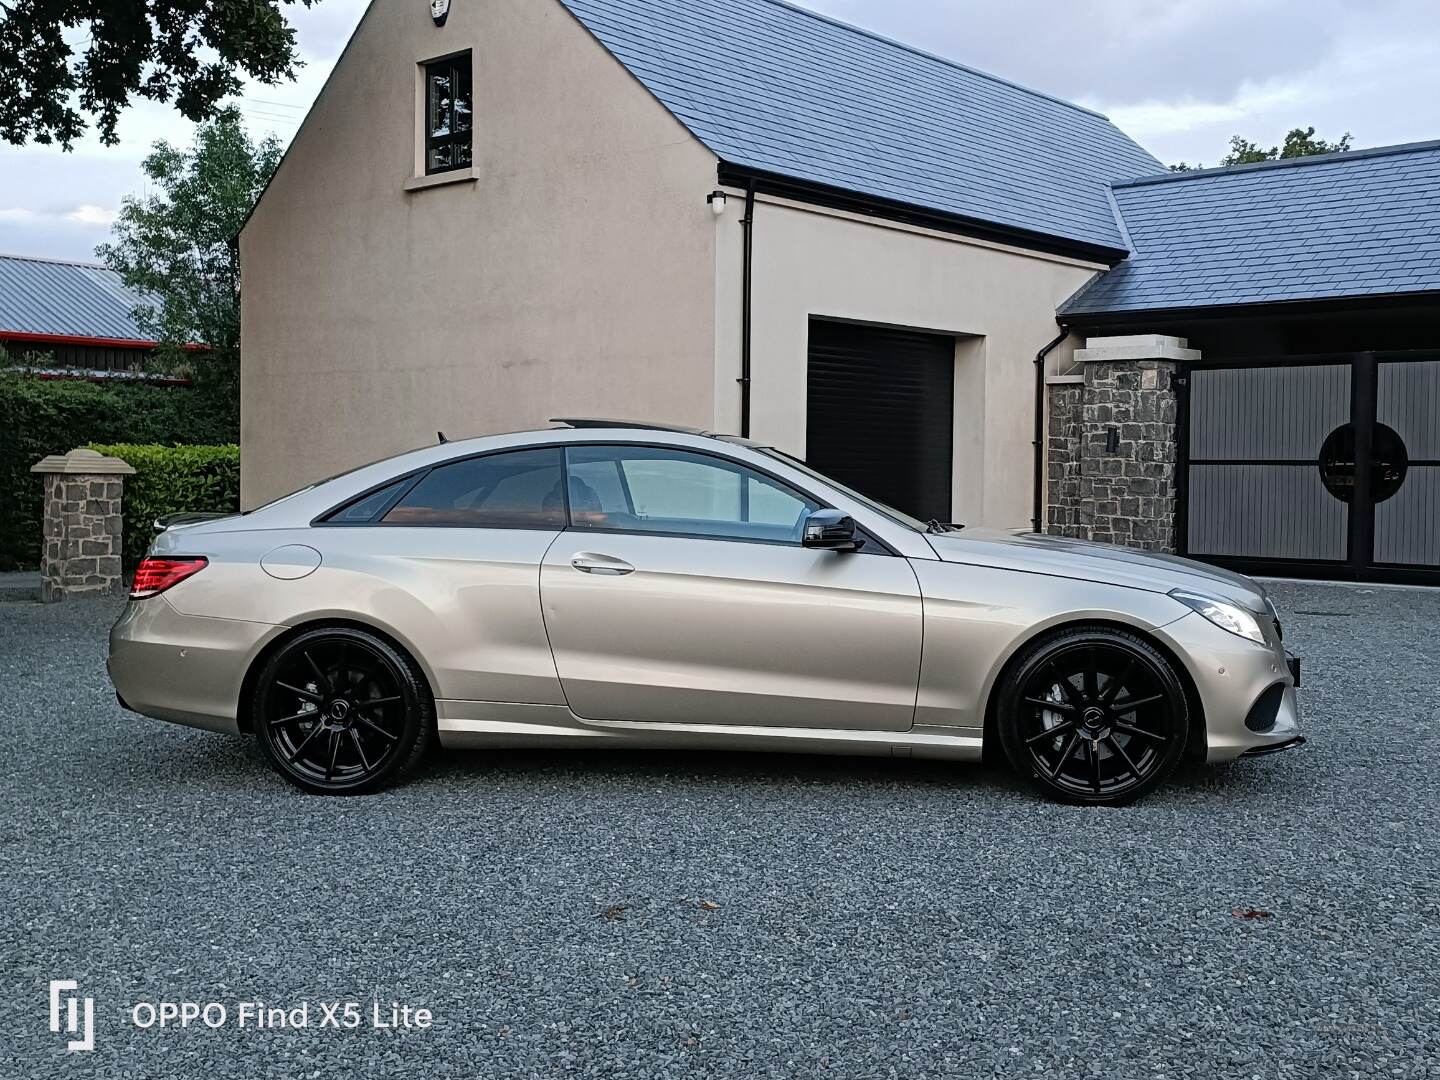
0,253,152,343
1060,141,1440,316
559,0,1161,255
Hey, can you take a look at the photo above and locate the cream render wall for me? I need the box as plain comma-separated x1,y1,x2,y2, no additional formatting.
717,197,1101,529
239,0,720,506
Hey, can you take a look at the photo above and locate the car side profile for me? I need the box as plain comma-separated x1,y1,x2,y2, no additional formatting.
108,420,1303,805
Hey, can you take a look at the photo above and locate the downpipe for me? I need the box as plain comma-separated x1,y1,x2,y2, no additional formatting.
1031,324,1071,533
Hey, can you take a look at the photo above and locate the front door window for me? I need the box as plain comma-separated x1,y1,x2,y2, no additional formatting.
564,445,819,543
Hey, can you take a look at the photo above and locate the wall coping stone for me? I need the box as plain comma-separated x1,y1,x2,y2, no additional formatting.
1074,334,1201,364
31,447,136,476
1045,374,1086,385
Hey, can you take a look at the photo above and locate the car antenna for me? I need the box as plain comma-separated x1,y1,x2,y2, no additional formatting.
437,431,448,444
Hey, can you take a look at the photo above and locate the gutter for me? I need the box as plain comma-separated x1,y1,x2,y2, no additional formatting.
1031,324,1071,533
718,163,1129,267
738,178,756,438
1,330,157,350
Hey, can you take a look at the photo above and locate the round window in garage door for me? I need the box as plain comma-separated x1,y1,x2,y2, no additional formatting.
1318,422,1409,503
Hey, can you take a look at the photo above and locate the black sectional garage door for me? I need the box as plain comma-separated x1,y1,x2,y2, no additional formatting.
806,319,954,522
1181,351,1440,583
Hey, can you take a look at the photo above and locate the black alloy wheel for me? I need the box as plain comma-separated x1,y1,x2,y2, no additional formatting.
252,627,434,794
996,626,1188,806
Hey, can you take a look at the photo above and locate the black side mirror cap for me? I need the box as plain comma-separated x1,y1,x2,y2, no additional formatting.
802,509,864,552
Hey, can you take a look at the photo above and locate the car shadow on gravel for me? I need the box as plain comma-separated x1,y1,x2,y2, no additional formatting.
132,723,1295,805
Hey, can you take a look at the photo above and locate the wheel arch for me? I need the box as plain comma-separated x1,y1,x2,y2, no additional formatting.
980,617,1208,763
236,616,439,734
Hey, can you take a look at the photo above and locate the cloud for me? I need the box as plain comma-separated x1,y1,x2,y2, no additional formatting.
65,204,118,226
798,0,1440,164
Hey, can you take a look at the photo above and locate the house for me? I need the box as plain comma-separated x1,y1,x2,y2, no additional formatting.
240,0,1440,583
0,253,159,376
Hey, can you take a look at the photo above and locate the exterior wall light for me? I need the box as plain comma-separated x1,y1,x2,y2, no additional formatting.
707,190,727,216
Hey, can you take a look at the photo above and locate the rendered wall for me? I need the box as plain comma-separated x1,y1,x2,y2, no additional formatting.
240,0,720,506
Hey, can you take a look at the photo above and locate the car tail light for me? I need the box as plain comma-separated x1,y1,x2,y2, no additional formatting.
130,556,208,599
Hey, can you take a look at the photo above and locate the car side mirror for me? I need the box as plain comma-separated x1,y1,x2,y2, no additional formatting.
802,509,864,552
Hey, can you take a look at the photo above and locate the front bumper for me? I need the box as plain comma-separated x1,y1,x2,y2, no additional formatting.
1153,612,1303,763
108,596,282,735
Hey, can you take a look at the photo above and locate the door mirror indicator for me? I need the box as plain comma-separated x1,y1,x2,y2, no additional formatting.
802,509,863,552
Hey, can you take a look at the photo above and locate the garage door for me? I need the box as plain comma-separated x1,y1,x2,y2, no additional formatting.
1182,352,1440,582
806,319,954,522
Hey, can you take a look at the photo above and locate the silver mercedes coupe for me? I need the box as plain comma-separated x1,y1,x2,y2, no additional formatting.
108,420,1303,804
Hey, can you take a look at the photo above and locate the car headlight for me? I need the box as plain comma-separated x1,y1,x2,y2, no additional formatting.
1169,589,1267,645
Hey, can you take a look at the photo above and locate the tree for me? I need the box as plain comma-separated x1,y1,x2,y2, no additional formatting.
1169,127,1353,172
96,106,281,434
0,0,313,147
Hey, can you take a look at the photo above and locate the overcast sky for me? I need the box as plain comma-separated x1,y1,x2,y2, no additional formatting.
2,0,1437,262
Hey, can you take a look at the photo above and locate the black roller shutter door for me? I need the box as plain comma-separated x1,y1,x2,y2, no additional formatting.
806,319,954,522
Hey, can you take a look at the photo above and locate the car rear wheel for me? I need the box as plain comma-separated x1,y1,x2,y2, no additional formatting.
996,626,1189,806
252,627,434,795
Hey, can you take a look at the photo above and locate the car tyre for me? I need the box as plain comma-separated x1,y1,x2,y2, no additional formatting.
251,627,435,795
996,625,1189,806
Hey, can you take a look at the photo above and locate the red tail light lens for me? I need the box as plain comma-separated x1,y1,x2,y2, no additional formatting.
130,556,208,599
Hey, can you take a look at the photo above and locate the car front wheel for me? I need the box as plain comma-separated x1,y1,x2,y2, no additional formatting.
252,627,434,795
996,625,1189,806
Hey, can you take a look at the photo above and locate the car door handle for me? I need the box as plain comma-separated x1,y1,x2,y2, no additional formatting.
570,552,635,576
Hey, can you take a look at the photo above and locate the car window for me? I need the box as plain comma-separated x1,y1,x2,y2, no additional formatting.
565,445,820,543
382,448,566,528
327,477,412,523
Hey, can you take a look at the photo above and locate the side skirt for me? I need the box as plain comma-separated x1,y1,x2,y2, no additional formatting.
435,701,984,762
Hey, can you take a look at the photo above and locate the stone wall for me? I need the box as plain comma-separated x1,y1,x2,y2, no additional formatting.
40,475,126,601
1045,336,1193,553
31,448,134,602
1045,377,1085,536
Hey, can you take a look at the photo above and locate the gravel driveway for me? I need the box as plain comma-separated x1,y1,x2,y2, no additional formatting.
3,581,1439,1078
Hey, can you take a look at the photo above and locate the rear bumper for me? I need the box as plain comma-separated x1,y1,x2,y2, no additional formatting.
108,596,281,735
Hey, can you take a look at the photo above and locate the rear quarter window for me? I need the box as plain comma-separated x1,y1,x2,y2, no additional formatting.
381,448,566,528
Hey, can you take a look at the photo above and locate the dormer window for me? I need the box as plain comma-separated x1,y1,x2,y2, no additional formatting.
424,53,472,174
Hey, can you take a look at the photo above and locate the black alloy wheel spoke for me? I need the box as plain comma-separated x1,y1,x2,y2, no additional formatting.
1047,664,1084,710
355,714,399,742
1082,649,1099,701
1113,693,1163,714
269,709,315,728
356,695,403,712
1024,696,1074,714
276,681,324,704
287,722,325,763
1114,722,1166,742
1048,730,1082,778
1099,659,1136,706
303,650,333,694
349,729,372,772
1027,720,1074,745
326,731,340,780
1106,734,1142,779
1089,740,1102,793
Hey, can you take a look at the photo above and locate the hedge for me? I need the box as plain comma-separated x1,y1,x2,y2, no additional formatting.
0,372,237,570
87,444,241,571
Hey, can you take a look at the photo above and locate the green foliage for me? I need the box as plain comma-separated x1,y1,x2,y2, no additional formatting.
0,372,234,571
1170,127,1354,172
88,444,240,570
0,0,313,147
97,106,281,432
